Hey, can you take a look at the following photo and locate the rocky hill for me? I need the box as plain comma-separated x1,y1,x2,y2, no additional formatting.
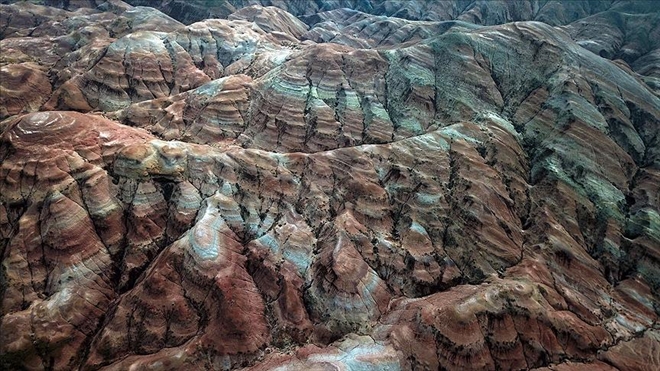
1,0,659,370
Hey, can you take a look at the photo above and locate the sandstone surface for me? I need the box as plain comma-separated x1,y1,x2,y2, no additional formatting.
1,1,659,370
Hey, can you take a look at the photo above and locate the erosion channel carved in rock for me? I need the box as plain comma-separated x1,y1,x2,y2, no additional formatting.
1,1,659,370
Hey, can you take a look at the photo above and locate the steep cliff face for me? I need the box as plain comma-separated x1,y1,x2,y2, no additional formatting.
1,1,659,370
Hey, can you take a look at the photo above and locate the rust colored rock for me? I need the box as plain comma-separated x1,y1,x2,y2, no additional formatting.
0,2,70,39
1,1,660,370
598,330,660,371
0,63,51,119
533,360,618,370
46,30,211,112
229,5,310,41
116,74,253,144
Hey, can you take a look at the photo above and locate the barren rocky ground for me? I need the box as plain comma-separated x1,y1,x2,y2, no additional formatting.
1,0,659,370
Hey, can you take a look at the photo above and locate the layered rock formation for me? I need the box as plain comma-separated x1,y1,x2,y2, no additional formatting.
1,1,659,370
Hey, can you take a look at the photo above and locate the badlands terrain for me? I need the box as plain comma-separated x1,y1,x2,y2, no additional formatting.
0,0,659,370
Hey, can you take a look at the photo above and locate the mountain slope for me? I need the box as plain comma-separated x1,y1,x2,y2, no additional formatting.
1,1,659,370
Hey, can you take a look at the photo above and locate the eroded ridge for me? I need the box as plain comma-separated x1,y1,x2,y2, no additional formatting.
1,1,659,370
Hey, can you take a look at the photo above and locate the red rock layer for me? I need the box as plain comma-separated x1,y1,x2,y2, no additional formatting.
1,2,659,371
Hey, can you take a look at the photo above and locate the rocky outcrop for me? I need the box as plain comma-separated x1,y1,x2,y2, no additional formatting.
43,15,290,112
1,1,659,370
0,62,51,119
599,330,660,371
229,5,309,41
107,0,623,27
114,74,253,144
45,29,211,112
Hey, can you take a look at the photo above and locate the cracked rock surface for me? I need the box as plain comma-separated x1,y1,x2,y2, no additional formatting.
1,1,659,370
